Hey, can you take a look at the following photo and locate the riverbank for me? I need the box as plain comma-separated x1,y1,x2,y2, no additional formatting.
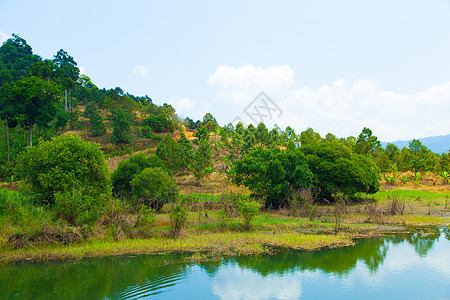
1,210,448,264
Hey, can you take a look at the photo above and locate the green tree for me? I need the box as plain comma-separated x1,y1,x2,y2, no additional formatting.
6,76,61,146
255,122,269,145
202,112,219,132
301,141,380,199
18,134,111,206
84,102,105,136
53,49,80,112
355,127,381,158
143,114,174,133
177,133,194,169
156,135,182,171
192,139,213,181
234,147,313,208
241,129,256,154
112,108,133,144
130,167,178,211
194,126,208,143
300,128,322,146
111,153,167,198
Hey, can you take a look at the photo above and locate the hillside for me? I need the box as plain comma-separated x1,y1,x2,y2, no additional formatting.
382,134,450,154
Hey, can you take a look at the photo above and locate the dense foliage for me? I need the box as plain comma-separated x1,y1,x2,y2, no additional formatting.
130,167,178,211
111,153,167,197
234,147,313,208
18,134,111,205
301,141,380,199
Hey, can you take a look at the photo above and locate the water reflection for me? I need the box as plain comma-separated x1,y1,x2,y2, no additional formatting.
0,231,448,299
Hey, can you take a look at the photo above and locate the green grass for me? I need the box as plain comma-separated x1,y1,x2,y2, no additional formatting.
0,231,354,263
373,189,450,203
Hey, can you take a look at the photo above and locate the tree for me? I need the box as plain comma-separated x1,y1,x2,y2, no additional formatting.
192,139,213,181
234,147,313,208
0,34,40,83
301,141,380,199
241,129,256,154
255,123,269,145
84,102,105,136
177,133,194,169
283,126,300,147
111,153,167,198
17,134,111,206
194,126,208,143
112,108,133,144
53,49,80,112
300,128,321,146
407,139,430,172
5,76,61,146
355,127,381,158
143,114,174,132
202,112,219,132
156,135,183,171
130,167,178,211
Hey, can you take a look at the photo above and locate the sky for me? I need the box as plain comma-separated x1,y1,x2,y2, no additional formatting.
1,0,450,142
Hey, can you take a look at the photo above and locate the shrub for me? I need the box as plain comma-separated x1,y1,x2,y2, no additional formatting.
289,188,318,221
112,108,133,144
233,147,313,208
111,153,167,197
301,141,380,199
53,189,106,227
169,204,187,237
130,167,178,211
235,198,261,230
18,134,111,206
143,114,174,133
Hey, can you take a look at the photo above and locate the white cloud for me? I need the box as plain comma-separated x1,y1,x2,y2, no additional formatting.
132,65,149,77
0,31,10,44
207,64,295,104
168,97,196,118
207,64,450,141
212,264,302,300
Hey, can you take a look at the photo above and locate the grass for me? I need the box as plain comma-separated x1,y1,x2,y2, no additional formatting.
0,231,354,263
0,188,449,264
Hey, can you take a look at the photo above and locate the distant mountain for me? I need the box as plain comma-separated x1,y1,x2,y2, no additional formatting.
381,134,450,154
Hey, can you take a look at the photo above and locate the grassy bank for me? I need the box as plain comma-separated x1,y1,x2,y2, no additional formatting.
0,188,449,264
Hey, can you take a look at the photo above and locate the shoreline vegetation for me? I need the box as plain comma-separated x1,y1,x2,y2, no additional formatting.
1,187,448,264
0,35,449,265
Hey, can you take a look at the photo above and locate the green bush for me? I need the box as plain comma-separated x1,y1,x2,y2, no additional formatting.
235,198,261,229
18,134,111,206
130,167,178,211
301,141,380,199
111,153,167,197
53,189,106,227
233,147,313,208
170,204,187,237
143,114,174,133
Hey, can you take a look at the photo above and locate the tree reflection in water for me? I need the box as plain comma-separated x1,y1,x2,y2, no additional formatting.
0,231,446,299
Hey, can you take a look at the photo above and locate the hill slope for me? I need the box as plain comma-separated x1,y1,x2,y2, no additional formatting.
382,134,450,154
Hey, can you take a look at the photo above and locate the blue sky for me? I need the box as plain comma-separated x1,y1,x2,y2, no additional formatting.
1,0,450,141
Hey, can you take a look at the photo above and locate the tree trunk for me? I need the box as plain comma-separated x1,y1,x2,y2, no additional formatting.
69,89,72,112
29,123,33,147
5,117,10,165
65,89,68,112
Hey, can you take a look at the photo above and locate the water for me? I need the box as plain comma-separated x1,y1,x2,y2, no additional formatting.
1,229,450,299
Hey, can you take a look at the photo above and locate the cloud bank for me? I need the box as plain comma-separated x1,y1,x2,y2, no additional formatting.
207,64,450,141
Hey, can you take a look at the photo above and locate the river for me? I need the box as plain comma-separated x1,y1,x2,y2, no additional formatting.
1,229,449,299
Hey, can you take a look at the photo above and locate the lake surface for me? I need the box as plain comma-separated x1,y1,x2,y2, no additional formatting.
1,229,449,300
